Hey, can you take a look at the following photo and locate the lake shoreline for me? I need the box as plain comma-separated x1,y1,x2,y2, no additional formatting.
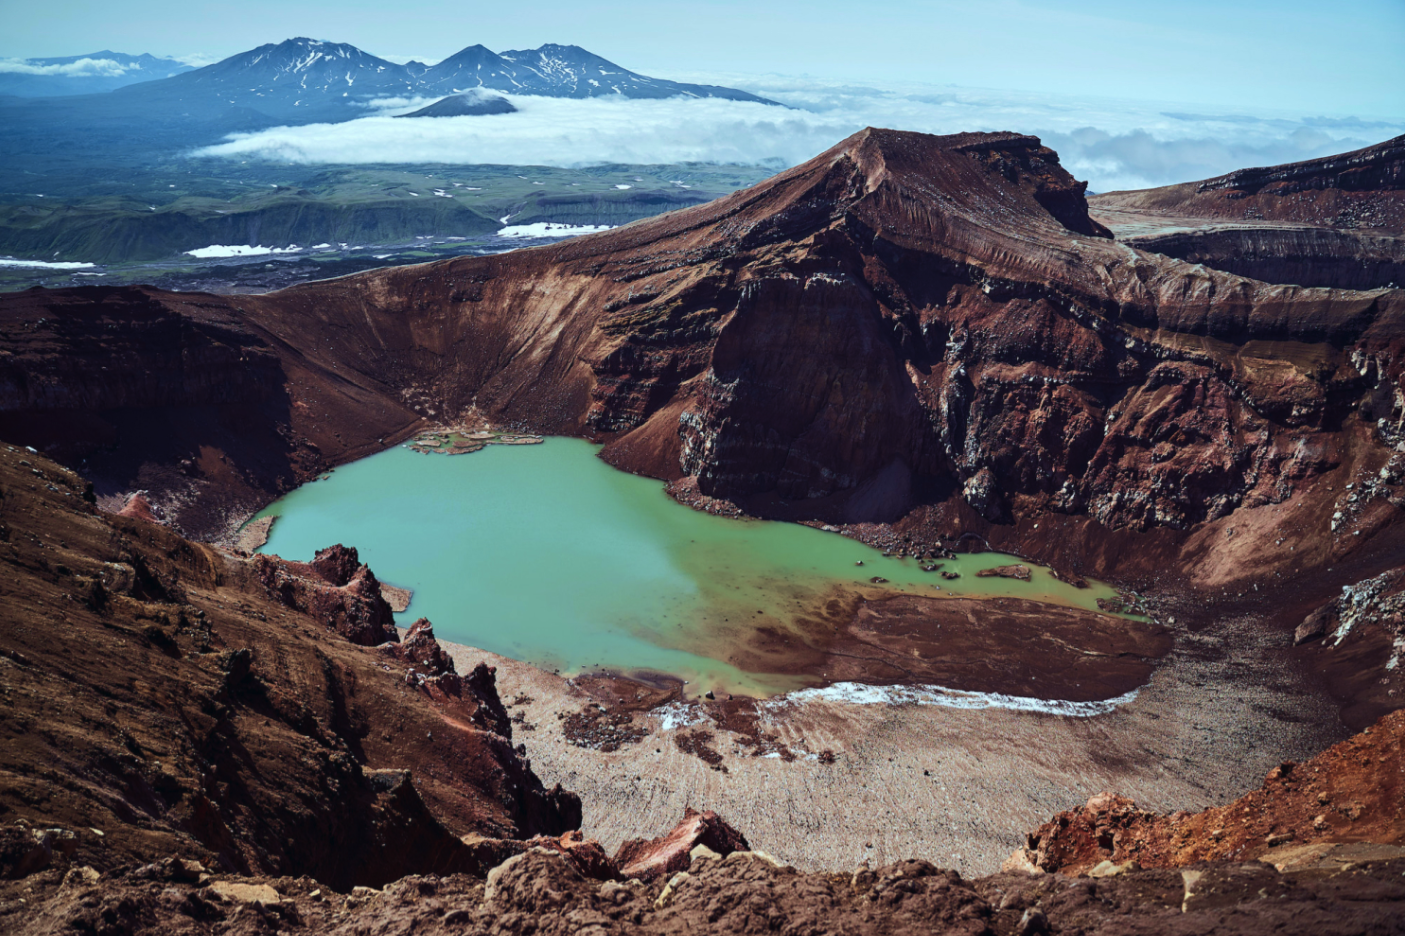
431,591,1344,877
250,437,1144,699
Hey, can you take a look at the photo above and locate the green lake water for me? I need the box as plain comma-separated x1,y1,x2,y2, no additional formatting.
254,438,1123,697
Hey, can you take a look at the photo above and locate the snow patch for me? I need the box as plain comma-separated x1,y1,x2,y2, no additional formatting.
497,222,613,238
184,244,300,258
0,257,97,269
767,682,1140,718
655,702,707,732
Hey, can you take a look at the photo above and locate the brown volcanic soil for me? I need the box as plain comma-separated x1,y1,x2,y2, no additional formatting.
0,436,1400,932
1091,135,1405,290
4,129,1402,574
0,443,577,889
1010,707,1405,876
1,128,1404,792
11,841,1405,935
720,589,1170,702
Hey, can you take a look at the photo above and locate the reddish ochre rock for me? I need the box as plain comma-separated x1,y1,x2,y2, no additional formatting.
613,808,751,881
2,128,1404,724
1092,134,1405,235
255,543,399,646
526,829,621,881
1007,707,1405,875
3,129,1402,555
4,444,1405,936
0,446,579,890
114,491,161,524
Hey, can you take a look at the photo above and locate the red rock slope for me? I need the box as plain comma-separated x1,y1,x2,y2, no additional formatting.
0,443,578,890
5,129,1402,549
1007,707,1405,876
1092,134,1405,234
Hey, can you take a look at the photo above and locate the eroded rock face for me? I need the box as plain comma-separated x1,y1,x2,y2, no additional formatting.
1090,135,1405,291
11,847,1405,935
0,285,424,540
1124,225,1405,291
255,544,398,646
1008,707,1405,875
4,129,1401,556
1093,134,1405,234
0,445,578,891
613,809,751,881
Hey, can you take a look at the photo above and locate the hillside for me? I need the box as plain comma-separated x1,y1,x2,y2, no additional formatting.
2,443,1403,935
1092,135,1405,234
3,127,1404,728
1090,136,1405,290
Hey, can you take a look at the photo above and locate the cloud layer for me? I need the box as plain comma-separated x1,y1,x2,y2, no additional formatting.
0,57,137,77
195,76,1405,192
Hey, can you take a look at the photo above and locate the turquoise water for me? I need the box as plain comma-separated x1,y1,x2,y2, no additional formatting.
254,438,1121,696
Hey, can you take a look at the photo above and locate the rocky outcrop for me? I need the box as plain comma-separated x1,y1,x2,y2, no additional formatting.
6,129,1403,555
0,444,578,891
254,544,399,646
1090,136,1405,291
1092,134,1405,234
3,445,1405,930
613,809,751,881
0,284,425,539
1123,225,1405,290
1293,565,1405,724
382,617,456,675
10,844,1405,934
1005,707,1405,876
116,491,163,523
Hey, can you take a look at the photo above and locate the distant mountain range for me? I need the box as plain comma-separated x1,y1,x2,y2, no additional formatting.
0,38,780,212
0,51,193,96
6,38,777,124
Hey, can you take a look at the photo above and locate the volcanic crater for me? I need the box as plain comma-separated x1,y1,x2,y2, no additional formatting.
2,127,1405,931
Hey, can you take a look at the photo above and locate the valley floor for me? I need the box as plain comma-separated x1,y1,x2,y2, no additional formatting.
437,598,1343,876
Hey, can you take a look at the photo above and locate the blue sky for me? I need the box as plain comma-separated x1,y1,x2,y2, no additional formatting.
3,0,1403,118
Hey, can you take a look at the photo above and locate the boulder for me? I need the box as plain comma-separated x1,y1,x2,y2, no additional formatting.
614,808,750,881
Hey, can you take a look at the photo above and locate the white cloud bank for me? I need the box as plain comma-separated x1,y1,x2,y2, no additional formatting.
0,57,138,77
193,77,1405,193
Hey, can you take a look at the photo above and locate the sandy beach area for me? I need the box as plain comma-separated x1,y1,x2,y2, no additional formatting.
435,603,1343,877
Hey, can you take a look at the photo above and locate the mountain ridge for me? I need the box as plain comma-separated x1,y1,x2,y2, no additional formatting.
0,49,193,96
86,36,780,123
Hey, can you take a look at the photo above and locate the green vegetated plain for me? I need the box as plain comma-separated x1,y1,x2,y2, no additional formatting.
0,160,778,290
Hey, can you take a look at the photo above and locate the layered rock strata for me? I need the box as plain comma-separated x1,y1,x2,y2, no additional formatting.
3,127,1405,721
1091,135,1405,290
1092,135,1405,235
2,442,1405,932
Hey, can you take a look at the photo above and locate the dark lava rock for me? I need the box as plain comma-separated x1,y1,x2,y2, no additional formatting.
395,91,517,118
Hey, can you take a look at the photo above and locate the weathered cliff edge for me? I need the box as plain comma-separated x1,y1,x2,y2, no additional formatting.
4,442,1404,934
1093,135,1405,235
1007,707,1405,877
1092,135,1405,289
